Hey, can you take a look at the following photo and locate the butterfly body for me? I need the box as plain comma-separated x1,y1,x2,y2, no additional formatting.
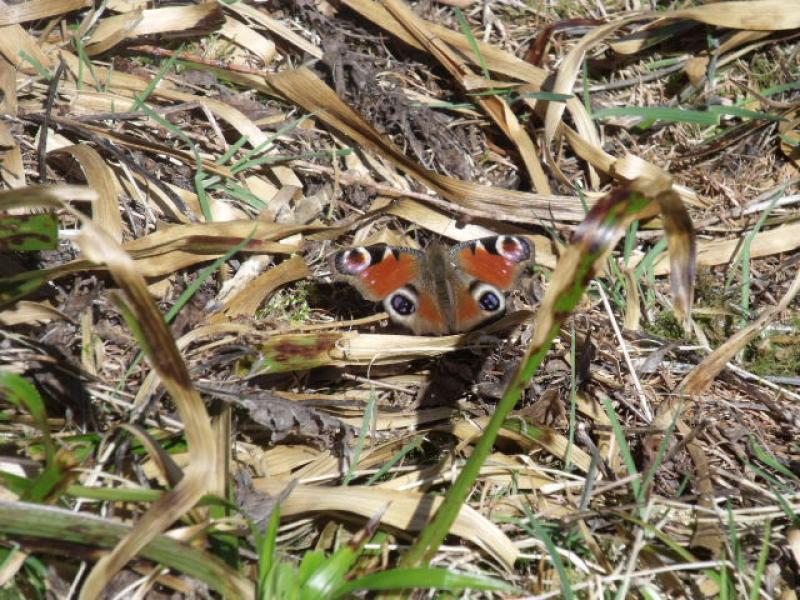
330,236,532,335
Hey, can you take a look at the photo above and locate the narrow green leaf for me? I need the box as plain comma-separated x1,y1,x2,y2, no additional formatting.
749,436,800,482
520,91,573,102
0,501,253,598
707,105,784,122
333,567,517,597
593,106,719,125
258,503,282,593
454,8,489,80
0,372,55,464
0,213,58,251
750,520,771,600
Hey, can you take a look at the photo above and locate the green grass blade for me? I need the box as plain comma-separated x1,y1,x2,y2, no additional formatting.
365,435,424,486
343,390,377,486
0,501,253,598
398,181,690,568
0,213,58,251
749,519,771,600
333,567,517,597
454,8,489,80
0,372,55,464
592,106,720,125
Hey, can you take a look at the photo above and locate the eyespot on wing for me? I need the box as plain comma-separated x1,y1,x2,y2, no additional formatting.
332,246,421,299
455,236,532,289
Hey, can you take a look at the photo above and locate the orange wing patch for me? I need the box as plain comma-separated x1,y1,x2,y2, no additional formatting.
458,246,518,289
455,287,481,323
360,252,418,298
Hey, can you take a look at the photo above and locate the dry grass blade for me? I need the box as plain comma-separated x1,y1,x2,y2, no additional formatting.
253,479,519,569
451,419,593,473
644,220,800,275
0,300,69,325
681,266,800,395
85,2,225,54
340,0,547,86
0,0,90,26
0,22,50,67
672,0,800,30
382,0,550,193
0,183,97,210
653,187,696,326
224,0,323,59
259,67,585,223
50,145,123,242
242,331,494,374
0,122,24,189
1,221,303,305
220,16,276,65
544,15,644,146
68,221,221,597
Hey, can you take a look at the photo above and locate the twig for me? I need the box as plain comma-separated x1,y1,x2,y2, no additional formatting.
595,281,652,422
37,59,67,184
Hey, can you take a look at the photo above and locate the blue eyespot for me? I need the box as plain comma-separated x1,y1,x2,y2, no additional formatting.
391,294,415,316
479,291,501,312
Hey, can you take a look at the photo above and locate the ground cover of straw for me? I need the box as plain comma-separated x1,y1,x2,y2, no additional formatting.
0,0,799,598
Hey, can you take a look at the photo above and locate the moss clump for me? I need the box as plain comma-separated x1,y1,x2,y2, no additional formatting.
645,310,685,340
260,280,313,324
745,338,800,377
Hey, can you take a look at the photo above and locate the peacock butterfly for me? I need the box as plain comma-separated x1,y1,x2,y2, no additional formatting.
329,235,532,335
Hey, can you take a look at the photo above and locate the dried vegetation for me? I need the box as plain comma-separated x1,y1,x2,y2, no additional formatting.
0,0,799,598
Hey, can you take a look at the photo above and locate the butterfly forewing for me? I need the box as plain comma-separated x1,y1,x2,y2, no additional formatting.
451,236,532,290
331,246,422,301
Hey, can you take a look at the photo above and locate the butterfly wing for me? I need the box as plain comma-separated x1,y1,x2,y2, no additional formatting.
448,235,532,332
330,245,422,301
331,245,448,335
451,236,532,289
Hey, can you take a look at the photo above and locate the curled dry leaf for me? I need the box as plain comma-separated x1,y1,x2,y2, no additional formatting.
50,145,123,242
253,478,519,569
0,185,235,597
73,220,221,599
85,2,225,55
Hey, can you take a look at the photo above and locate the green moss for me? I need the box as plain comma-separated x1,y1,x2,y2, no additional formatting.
693,268,727,306
645,310,685,340
748,54,782,91
259,280,313,324
745,338,800,377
